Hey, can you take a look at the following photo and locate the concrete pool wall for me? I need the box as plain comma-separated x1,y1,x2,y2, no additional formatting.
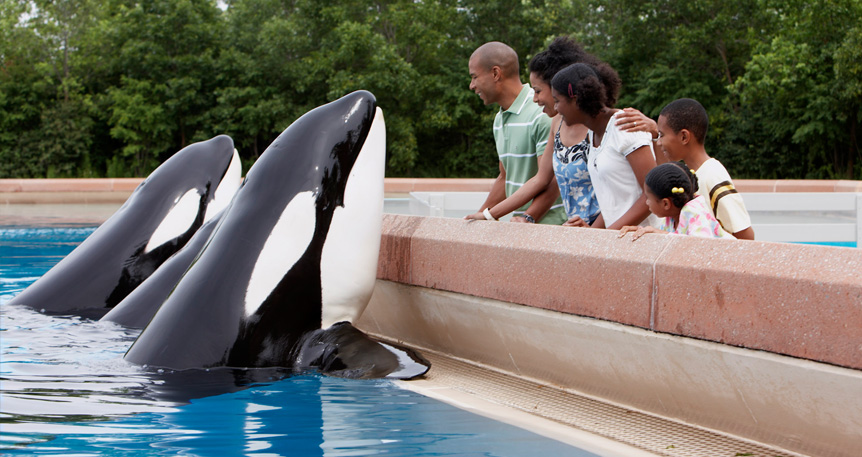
359,213,862,457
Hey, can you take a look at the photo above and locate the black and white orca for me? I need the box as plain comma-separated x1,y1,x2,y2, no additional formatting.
8,135,242,318
124,91,429,380
100,210,225,329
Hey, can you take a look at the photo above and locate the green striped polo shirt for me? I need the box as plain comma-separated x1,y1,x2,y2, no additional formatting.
493,85,567,225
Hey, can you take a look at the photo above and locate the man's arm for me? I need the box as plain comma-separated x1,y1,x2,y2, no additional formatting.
520,113,556,221
484,117,559,220
465,161,507,220
732,226,755,240
482,161,508,209
514,178,559,222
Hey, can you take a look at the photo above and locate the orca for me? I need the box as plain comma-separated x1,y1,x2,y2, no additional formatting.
100,210,225,329
7,135,242,318
124,91,430,380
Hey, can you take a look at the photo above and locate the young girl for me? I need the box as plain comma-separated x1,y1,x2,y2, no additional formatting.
549,63,656,229
619,162,733,240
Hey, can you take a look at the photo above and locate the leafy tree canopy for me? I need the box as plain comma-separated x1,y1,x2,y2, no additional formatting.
0,0,859,179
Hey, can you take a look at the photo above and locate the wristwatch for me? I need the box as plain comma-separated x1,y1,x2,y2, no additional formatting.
523,214,536,223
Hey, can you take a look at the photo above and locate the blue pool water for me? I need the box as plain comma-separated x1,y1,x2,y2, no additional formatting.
792,240,857,248
0,226,596,456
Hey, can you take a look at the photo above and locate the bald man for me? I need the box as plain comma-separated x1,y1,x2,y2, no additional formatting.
467,42,566,225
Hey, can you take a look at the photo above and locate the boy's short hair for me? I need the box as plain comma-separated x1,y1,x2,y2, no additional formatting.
660,98,709,144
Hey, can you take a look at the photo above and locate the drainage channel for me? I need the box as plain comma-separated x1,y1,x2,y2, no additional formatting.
402,351,805,457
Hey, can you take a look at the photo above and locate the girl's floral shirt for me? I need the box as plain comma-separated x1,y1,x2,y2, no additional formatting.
658,195,734,239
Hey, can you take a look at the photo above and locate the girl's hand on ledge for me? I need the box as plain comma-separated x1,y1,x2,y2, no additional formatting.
618,225,662,241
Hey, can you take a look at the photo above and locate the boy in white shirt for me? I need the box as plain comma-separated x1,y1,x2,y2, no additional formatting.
615,98,754,239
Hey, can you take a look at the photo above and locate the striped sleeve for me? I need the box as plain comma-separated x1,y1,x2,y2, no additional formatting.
708,180,751,233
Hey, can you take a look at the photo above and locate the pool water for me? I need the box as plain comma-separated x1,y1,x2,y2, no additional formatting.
0,226,596,456
792,240,857,248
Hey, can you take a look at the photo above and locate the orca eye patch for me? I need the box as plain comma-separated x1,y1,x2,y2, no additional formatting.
245,191,316,317
145,189,202,254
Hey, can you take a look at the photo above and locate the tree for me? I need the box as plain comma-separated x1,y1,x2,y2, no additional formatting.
1,0,859,179
0,0,101,177
730,0,862,178
99,0,225,176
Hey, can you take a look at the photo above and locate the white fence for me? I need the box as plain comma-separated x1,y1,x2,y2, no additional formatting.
385,191,862,247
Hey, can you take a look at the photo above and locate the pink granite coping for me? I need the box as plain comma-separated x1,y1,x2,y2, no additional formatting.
0,178,143,192
3,178,860,194
653,236,862,369
378,214,862,370
382,178,495,193
735,179,862,192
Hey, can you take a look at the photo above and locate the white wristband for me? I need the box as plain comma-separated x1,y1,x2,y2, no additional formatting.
482,208,496,221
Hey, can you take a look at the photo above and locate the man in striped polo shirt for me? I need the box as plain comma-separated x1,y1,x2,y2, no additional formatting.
467,42,567,225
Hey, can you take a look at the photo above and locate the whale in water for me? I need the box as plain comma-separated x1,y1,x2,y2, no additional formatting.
100,210,225,329
124,91,429,380
8,136,242,318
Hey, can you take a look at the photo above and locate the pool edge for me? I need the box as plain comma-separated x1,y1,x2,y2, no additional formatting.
358,280,860,457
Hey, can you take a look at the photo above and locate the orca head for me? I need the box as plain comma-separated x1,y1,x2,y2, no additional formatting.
136,135,242,255
123,93,429,378
101,135,241,307
6,135,243,316
239,91,384,329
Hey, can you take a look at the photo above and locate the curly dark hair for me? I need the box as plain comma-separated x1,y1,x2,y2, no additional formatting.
659,98,709,144
645,162,700,209
550,63,608,117
529,36,621,107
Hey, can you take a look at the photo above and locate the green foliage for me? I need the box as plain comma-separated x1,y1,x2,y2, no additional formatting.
0,0,859,179
730,0,862,178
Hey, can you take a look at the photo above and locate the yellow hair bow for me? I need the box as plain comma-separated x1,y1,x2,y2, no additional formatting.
671,187,685,194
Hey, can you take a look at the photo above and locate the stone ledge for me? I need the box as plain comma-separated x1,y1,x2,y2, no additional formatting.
5,177,859,195
735,178,862,192
0,178,143,193
377,214,862,370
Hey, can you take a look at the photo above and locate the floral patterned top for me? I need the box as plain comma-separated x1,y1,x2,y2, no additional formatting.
658,195,734,239
552,124,600,224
